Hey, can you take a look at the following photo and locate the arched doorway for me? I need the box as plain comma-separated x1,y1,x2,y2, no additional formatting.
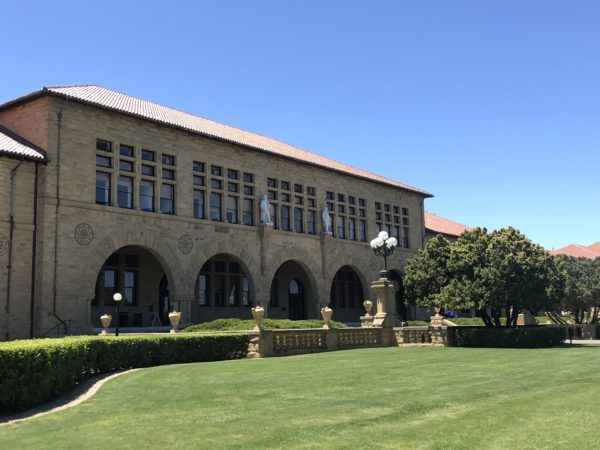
269,261,315,320
91,245,171,328
191,254,254,323
389,270,407,321
330,266,365,323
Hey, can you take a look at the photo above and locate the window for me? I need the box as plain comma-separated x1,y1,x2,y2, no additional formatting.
348,196,356,205
393,206,399,214
139,180,154,212
376,222,382,233
385,214,391,222
193,161,205,172
162,168,175,180
294,196,303,205
267,178,277,188
117,176,133,209
243,172,254,183
197,274,209,306
281,193,290,203
330,266,363,309
394,226,401,240
394,216,400,224
197,258,251,308
359,198,365,207
338,205,345,213
294,208,303,233
193,175,205,186
227,169,238,179
307,186,316,196
307,210,316,235
348,218,356,240
294,184,303,193
307,198,315,207
228,279,239,306
242,276,251,306
337,193,345,202
384,204,390,212
376,212,382,220
226,196,238,224
349,207,356,215
211,165,222,176
162,154,175,166
268,190,277,200
326,191,334,200
141,164,155,176
193,190,205,219
96,139,112,152
119,160,134,172
228,182,239,193
96,172,111,205
281,205,290,231
160,184,174,214
142,149,155,161
359,209,366,217
375,202,381,210
403,227,410,248
124,271,137,305
402,207,408,216
268,203,277,228
281,181,290,191
214,275,225,306
359,220,366,242
119,144,134,157
103,269,117,289
403,217,409,225
242,199,253,226
336,216,345,239
96,155,111,168
211,179,222,189
243,185,253,195
210,192,221,221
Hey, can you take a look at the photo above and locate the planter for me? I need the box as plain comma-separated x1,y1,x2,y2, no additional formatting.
363,299,373,317
321,306,333,329
168,311,182,334
100,314,112,336
252,306,265,330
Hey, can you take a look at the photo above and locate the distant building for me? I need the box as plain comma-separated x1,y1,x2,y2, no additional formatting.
549,243,600,259
424,212,472,242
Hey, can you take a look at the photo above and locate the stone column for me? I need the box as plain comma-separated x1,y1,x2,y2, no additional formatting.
177,295,194,327
371,277,400,328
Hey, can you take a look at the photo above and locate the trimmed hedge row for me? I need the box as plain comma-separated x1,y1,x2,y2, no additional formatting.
183,318,348,332
0,334,249,413
449,325,565,348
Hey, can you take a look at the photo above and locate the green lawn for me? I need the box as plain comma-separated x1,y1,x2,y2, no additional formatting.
1,347,599,449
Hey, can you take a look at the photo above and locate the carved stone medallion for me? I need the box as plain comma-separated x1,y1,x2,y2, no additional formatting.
0,233,8,256
74,223,94,245
178,234,193,254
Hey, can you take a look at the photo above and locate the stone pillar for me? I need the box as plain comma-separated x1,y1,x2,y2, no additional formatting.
371,277,400,328
177,295,194,327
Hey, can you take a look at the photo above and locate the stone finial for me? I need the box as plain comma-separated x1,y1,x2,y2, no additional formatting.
321,306,333,329
168,311,182,333
363,299,373,317
252,305,265,330
100,314,112,336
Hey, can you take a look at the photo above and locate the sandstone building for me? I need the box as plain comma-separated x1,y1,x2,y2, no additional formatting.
0,85,438,340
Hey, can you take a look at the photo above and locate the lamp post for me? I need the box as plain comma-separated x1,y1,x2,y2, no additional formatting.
370,231,398,279
113,292,123,336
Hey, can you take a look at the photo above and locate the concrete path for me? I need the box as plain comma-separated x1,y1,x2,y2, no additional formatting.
566,339,600,346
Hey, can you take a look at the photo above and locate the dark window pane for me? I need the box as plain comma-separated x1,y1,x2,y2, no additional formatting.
243,173,254,183
141,164,155,176
294,208,303,233
268,190,277,200
119,160,134,172
294,184,303,193
124,271,137,305
197,274,209,306
193,161,205,172
210,193,221,221
119,144,134,157
193,175,204,186
242,199,253,226
337,193,345,202
160,184,174,214
359,198,366,207
162,168,175,180
281,181,290,190
307,210,316,235
348,218,356,240
227,169,238,179
294,196,303,205
307,198,315,207
96,155,111,168
142,149,155,161
281,193,290,203
375,202,381,210
162,154,175,166
336,216,345,239
96,139,112,152
211,179,222,189
228,182,239,193
281,205,290,231
348,196,356,205
117,176,133,209
211,165,222,176
193,190,205,219
226,196,238,224
243,185,253,195
96,172,111,205
267,178,277,188
326,191,334,200
139,180,154,212
307,186,316,196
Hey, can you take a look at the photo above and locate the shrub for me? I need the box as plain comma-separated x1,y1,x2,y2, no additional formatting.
0,334,248,413
449,325,565,348
183,318,347,332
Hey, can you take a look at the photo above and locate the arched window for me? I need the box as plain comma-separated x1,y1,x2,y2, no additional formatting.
330,266,363,309
195,257,252,307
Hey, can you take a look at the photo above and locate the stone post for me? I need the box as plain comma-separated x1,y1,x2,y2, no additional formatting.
177,295,194,327
371,277,400,328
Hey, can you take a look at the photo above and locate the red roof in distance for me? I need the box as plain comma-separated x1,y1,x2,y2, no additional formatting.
424,212,472,238
549,244,600,259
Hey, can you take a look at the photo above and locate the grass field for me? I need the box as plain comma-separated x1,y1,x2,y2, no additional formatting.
1,346,599,449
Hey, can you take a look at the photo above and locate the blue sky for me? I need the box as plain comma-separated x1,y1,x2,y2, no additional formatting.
2,1,599,250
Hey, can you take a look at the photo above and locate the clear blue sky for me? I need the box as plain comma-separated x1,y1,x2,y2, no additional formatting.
2,1,599,250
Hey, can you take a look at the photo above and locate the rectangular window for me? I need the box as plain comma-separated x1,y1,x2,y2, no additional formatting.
281,181,290,191
139,180,154,212
403,217,409,225
307,210,316,235
268,203,277,229
376,212,382,220
97,139,112,152
227,169,238,179
119,144,134,157
337,205,345,213
162,168,175,180
375,202,381,210
243,185,253,195
242,276,251,306
193,161,205,172
197,274,209,306
294,184,303,193
193,190,205,219
193,175,205,186
228,279,239,306
359,209,366,217
394,226,401,240
142,149,155,161
227,182,239,193
348,196,356,205
385,214,391,222
376,222,382,233
141,164,155,176
103,269,117,288
326,191,334,200
268,190,277,200
348,218,356,240
243,172,254,183
119,160,134,172
210,192,222,221
393,206,399,214
294,196,303,205
211,179,222,189
96,172,111,205
403,227,410,248
117,176,133,209
124,271,137,305
402,207,408,216
384,204,390,212
349,207,356,215
359,198,366,207
160,184,174,214
214,275,225,306
359,220,366,242
336,216,345,239
242,199,253,226
281,193,290,203
337,193,345,202
226,196,238,224
96,155,111,168
211,165,222,176
394,216,400,224
281,205,290,231
267,178,277,188
294,208,303,233
307,198,315,208
307,186,316,196
162,154,175,166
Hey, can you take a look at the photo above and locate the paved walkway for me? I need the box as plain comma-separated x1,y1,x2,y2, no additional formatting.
566,339,600,346
0,369,137,427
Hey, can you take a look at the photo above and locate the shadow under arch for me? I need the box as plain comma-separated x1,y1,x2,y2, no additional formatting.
328,264,369,323
388,269,407,321
267,258,320,320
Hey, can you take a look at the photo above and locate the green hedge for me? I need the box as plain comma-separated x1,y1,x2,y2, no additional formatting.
183,318,348,332
0,334,249,413
449,326,565,348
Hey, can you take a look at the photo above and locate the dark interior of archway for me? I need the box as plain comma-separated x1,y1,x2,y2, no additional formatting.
270,261,311,320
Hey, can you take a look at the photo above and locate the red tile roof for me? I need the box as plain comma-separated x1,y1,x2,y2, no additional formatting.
549,244,600,259
424,212,472,237
0,124,47,161
0,85,432,196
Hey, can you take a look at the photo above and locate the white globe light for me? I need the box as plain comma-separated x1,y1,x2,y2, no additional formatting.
113,292,123,302
386,237,398,248
370,238,379,249
374,237,384,248
378,231,389,241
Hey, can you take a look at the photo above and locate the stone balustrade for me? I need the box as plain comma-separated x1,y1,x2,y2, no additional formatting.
337,328,382,348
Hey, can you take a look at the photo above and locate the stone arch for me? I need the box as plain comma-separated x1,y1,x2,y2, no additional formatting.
323,260,371,301
264,247,321,301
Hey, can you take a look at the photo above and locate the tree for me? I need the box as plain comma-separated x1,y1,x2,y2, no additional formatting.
404,227,564,327
555,255,600,324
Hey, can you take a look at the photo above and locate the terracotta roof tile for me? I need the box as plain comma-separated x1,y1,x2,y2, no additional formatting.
1,85,432,196
424,212,472,237
550,244,600,259
0,125,47,161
